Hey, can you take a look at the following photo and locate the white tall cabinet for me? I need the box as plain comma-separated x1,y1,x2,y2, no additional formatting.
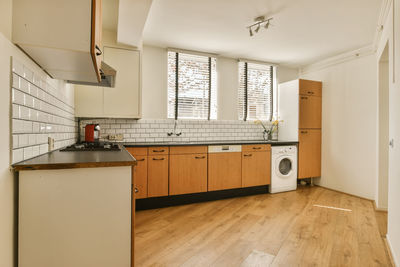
75,47,141,118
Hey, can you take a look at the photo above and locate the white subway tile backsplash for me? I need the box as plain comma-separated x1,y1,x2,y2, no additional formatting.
11,58,77,164
80,119,273,143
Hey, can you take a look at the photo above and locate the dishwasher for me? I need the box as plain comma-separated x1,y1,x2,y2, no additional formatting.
208,145,242,191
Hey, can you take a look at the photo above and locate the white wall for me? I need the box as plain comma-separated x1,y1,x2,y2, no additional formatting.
300,54,378,200
377,0,400,264
141,45,299,120
0,9,76,265
0,0,12,40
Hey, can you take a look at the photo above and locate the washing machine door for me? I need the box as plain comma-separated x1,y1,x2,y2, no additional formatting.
275,156,294,178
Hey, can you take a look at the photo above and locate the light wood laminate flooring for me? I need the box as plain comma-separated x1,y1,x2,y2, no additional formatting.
135,186,391,266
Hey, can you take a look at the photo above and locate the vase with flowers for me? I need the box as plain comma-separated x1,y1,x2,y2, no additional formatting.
254,119,281,141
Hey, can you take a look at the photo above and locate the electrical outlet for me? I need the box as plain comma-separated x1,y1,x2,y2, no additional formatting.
108,134,124,141
48,137,54,151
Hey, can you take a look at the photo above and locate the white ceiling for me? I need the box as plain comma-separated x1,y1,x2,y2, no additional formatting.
142,0,382,67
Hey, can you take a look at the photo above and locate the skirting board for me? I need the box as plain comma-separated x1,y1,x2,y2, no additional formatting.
315,185,374,202
385,235,398,267
374,200,389,212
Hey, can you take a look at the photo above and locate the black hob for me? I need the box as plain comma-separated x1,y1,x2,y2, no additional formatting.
60,142,121,152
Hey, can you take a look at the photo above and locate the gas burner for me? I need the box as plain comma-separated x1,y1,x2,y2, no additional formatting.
60,142,121,152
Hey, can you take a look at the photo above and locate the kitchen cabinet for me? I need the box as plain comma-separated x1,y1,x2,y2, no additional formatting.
299,79,322,96
18,166,132,267
169,152,208,195
242,145,271,187
75,47,141,118
208,147,242,191
299,95,322,129
147,155,169,197
12,0,103,83
298,129,321,178
126,147,148,199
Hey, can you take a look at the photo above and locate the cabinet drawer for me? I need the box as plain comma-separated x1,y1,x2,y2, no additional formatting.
242,144,271,152
170,146,208,155
299,79,322,96
126,147,148,156
148,147,169,155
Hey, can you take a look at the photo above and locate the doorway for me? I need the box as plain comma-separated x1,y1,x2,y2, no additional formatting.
377,42,389,215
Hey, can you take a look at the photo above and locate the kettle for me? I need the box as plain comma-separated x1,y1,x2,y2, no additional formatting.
85,124,101,142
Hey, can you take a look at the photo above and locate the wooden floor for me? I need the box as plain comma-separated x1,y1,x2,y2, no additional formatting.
135,186,392,267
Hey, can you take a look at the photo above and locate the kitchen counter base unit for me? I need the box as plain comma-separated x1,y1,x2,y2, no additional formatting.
136,185,269,210
18,166,133,267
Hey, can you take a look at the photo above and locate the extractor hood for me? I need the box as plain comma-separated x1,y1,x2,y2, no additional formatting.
67,61,117,88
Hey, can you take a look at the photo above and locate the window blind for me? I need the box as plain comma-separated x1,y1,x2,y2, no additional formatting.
238,62,273,121
168,51,217,120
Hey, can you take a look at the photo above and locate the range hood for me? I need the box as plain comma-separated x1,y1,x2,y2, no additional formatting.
67,61,117,88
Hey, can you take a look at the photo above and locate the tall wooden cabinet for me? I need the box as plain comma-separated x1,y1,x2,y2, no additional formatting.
298,79,322,179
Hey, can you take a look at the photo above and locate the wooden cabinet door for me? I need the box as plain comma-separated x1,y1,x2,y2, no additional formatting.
133,156,148,199
299,95,322,129
299,79,322,96
298,129,321,179
208,153,242,191
242,151,271,187
169,154,207,195
147,155,169,197
91,0,102,82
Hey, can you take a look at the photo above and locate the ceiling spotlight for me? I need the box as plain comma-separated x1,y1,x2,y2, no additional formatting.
246,16,273,37
264,20,270,29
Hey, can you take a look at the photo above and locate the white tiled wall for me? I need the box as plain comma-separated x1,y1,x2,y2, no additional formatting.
11,58,77,163
80,119,274,143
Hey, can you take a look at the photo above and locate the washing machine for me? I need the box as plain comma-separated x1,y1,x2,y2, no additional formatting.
269,145,298,193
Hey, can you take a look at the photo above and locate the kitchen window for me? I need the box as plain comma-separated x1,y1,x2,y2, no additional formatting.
167,51,217,120
238,61,274,121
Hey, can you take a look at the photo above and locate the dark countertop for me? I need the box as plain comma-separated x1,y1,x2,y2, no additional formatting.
123,140,298,147
13,145,136,171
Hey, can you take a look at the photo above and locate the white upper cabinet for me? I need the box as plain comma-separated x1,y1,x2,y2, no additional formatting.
12,0,103,83
75,47,141,119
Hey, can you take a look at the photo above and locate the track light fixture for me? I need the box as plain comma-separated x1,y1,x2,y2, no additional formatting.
247,16,273,37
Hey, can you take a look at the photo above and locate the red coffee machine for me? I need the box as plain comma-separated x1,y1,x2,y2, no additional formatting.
85,124,100,142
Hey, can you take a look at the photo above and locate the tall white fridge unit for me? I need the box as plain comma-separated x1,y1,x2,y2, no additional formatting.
278,80,299,141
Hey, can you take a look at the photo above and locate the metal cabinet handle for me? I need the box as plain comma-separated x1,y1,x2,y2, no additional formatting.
300,131,308,134
301,96,308,100
252,147,262,150
136,158,145,162
244,154,252,157
308,91,314,94
152,158,165,161
95,45,102,56
195,156,206,159
152,149,165,153
134,187,139,193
